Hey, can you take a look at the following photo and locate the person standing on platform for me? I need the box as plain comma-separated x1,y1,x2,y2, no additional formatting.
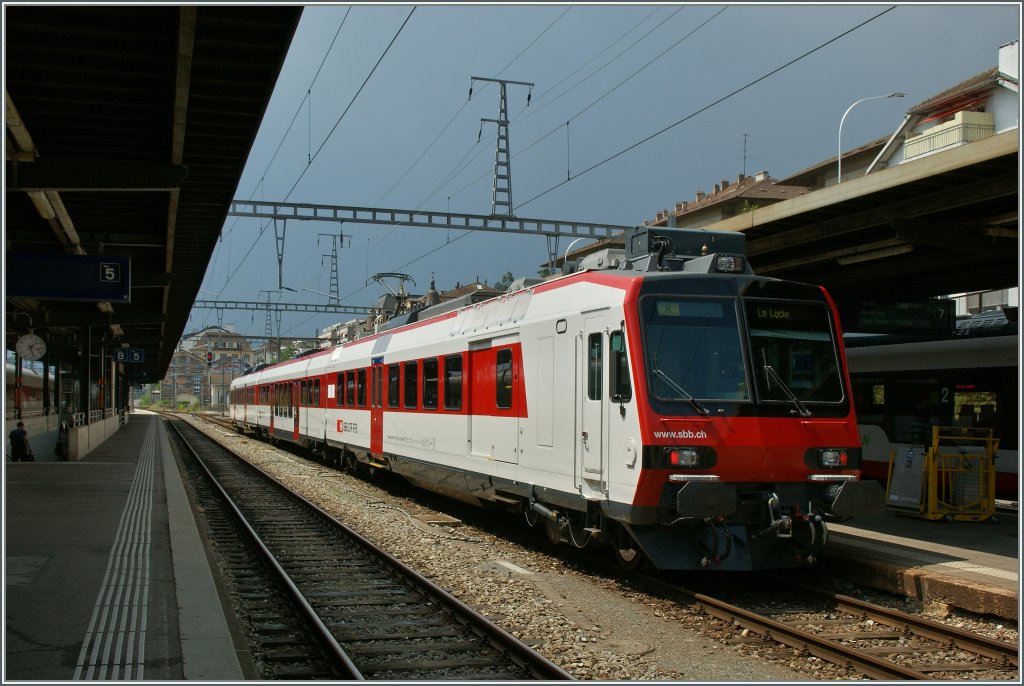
9,421,32,462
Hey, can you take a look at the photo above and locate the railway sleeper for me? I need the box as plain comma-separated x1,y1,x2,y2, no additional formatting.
345,640,487,656
333,627,463,642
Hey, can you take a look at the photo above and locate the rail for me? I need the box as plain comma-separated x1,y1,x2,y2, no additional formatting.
168,418,572,681
625,569,1017,680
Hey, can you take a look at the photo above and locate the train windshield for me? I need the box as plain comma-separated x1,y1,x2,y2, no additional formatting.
744,300,843,405
640,297,750,403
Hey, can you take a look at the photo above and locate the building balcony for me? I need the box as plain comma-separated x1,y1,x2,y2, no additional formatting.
904,111,995,160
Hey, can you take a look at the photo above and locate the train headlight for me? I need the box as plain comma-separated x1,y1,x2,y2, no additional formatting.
665,447,700,467
819,448,848,467
715,255,745,273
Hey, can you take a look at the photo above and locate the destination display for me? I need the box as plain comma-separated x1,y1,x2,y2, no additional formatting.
848,299,955,335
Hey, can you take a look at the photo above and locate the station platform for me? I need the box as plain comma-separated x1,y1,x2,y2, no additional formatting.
822,507,1019,621
3,410,248,681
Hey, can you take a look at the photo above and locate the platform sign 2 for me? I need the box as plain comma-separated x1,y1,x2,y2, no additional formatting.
5,253,131,302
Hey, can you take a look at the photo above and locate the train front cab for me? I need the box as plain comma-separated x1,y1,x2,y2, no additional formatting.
615,273,884,571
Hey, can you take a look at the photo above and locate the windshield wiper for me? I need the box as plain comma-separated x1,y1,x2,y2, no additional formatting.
761,353,812,417
651,367,711,416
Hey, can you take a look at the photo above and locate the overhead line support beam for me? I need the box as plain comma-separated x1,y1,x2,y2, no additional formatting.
227,200,633,240
193,299,374,315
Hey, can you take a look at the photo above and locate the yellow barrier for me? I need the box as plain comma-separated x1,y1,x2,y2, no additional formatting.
886,426,998,522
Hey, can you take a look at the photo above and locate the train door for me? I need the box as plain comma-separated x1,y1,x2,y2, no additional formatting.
577,316,606,489
370,361,384,455
292,381,300,441
469,339,520,464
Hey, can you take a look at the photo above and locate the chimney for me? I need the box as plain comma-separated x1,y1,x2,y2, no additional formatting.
737,172,745,184
1000,40,1019,80
754,170,769,181
714,183,721,194
696,190,705,202
675,201,686,212
721,179,729,190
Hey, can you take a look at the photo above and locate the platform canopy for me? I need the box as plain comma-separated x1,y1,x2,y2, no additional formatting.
5,6,302,382
710,132,1019,319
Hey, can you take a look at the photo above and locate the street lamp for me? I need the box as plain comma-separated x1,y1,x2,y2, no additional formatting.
837,92,905,183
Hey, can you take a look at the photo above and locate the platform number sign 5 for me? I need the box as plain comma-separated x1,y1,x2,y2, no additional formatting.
113,348,145,363
100,262,121,283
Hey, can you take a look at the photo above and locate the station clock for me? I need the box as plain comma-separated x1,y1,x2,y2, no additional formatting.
15,333,47,361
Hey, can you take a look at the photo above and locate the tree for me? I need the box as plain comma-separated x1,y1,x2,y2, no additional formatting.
494,271,515,291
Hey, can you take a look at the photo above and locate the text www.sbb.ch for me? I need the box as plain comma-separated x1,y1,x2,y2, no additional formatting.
653,430,708,440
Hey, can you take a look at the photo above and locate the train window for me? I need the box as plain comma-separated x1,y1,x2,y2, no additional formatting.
301,380,308,406
746,300,841,404
356,368,367,407
404,361,418,409
313,379,321,406
388,364,400,408
587,334,602,401
422,358,438,410
346,371,355,406
496,349,513,409
643,297,748,403
609,331,631,402
444,355,462,411
337,372,345,406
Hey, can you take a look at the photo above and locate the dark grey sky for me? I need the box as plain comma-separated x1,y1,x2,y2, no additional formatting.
194,2,1019,339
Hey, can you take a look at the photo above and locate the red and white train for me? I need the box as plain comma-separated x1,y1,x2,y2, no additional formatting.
230,227,883,571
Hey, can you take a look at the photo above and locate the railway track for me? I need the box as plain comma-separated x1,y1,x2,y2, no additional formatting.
626,571,1018,681
166,418,571,681
185,412,1017,680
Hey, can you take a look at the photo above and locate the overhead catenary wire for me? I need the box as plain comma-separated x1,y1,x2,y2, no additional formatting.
370,6,572,222
216,7,415,300
339,4,898,316
275,5,577,330
200,7,353,324
267,6,895,338
516,5,897,211
443,6,713,206
300,4,676,303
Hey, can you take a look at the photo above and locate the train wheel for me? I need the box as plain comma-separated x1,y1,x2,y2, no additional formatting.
612,529,646,570
613,544,645,570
